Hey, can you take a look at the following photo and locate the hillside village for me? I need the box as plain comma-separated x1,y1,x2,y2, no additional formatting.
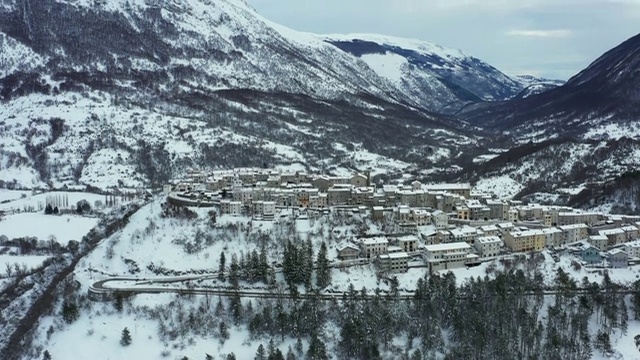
164,168,640,275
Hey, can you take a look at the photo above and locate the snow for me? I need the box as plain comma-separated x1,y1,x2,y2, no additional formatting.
323,33,468,59
0,255,51,275
0,189,31,203
0,213,99,244
582,122,640,140
474,175,524,200
0,191,112,212
359,53,408,85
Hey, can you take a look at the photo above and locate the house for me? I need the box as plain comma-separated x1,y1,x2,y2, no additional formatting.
327,185,352,206
479,225,499,237
252,201,276,218
423,242,473,272
377,252,409,273
337,244,360,261
558,223,589,246
588,235,609,251
424,183,471,199
475,236,502,258
397,235,419,253
219,200,242,216
580,245,602,264
360,238,389,259
372,206,385,220
622,225,639,241
508,209,519,222
486,200,510,221
411,209,431,226
496,222,515,234
450,226,479,245
599,228,627,247
622,240,640,258
503,229,545,252
542,227,563,248
432,210,448,229
607,249,628,268
350,173,369,187
456,206,470,220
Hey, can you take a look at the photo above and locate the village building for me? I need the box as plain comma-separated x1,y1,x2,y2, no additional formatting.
588,235,609,251
558,223,589,246
337,243,360,261
377,252,410,273
475,236,502,258
397,235,419,253
503,229,545,252
360,238,389,259
423,242,473,272
607,249,628,268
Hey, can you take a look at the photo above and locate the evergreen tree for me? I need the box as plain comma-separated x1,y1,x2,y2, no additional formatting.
219,321,230,340
120,327,132,346
61,301,79,324
53,206,59,214
595,330,612,355
306,334,328,360
286,346,296,360
410,349,422,360
114,294,123,312
303,239,314,288
255,344,267,360
226,354,236,360
268,349,285,360
42,350,52,360
218,252,226,282
295,337,304,355
206,354,214,360
45,204,53,215
620,296,629,335
229,254,240,289
315,242,331,289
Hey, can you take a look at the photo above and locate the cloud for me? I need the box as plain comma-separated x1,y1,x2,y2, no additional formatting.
506,29,573,38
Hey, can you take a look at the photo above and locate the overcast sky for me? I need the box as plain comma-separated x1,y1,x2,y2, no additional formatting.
247,0,640,80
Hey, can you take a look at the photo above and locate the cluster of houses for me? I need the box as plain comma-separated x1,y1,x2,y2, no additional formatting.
165,168,640,273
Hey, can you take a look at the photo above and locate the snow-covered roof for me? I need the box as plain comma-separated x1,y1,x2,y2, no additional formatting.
424,242,472,252
599,228,625,236
558,223,588,230
476,236,502,244
361,238,388,245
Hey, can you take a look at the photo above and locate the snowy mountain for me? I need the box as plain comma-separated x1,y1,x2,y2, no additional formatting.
456,33,640,210
324,34,523,113
0,0,481,189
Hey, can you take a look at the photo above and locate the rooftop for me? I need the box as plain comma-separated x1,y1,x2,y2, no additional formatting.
424,242,472,252
476,236,502,244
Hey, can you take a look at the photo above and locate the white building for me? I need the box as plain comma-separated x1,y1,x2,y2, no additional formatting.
360,238,389,259
475,236,502,258
432,210,449,229
219,200,242,216
377,252,410,273
588,235,609,251
558,223,589,245
423,242,473,272
542,227,563,248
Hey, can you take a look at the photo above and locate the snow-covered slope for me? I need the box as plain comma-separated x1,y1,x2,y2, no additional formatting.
324,33,524,113
0,0,480,189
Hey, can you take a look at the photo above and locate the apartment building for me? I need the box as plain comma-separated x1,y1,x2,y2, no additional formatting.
377,252,410,273
542,227,563,248
588,235,609,251
219,199,242,216
360,238,389,259
475,236,502,258
599,228,627,247
397,235,419,253
504,229,545,252
432,210,449,229
558,212,604,226
558,223,589,246
424,183,472,199
423,242,473,272
486,200,509,221
450,227,479,245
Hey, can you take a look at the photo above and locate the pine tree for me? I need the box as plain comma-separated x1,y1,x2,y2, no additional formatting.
120,327,132,346
42,350,52,360
306,334,328,360
267,349,285,360
286,346,296,360
295,337,303,355
229,254,240,289
206,354,214,360
45,204,53,215
61,301,79,324
218,252,226,282
53,206,59,214
410,349,422,360
219,321,230,341
315,242,331,289
620,296,629,335
303,239,314,288
114,294,123,312
255,344,267,360
226,354,236,360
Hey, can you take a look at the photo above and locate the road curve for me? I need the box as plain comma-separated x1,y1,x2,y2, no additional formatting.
89,276,640,302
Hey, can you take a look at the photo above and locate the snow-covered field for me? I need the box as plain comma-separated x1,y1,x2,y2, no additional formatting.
0,189,31,203
0,254,51,276
473,175,524,199
0,213,99,244
0,191,112,212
